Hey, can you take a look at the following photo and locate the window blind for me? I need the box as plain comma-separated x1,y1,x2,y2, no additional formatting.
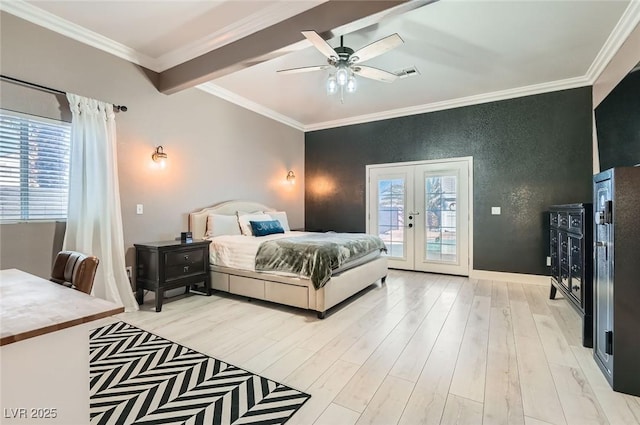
0,110,71,221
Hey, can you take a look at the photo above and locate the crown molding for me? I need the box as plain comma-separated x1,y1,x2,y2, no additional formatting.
195,0,640,132
197,83,305,131
585,0,640,83
304,76,591,131
4,0,635,133
200,75,591,132
1,0,326,73
155,1,326,71
0,0,158,70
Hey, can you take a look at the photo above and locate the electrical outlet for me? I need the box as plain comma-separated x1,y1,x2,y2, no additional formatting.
491,206,501,215
136,204,143,215
546,256,551,266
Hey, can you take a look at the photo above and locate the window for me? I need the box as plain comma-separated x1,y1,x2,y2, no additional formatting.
0,110,71,221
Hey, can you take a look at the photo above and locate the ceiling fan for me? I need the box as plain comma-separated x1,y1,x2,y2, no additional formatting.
277,31,409,97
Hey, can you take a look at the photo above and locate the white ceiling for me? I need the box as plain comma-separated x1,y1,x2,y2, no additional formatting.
3,0,639,131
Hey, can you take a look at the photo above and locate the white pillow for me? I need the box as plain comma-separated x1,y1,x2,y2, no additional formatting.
206,214,241,238
237,212,272,236
269,211,291,232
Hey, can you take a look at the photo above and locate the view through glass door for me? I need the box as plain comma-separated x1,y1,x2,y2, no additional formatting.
368,158,471,276
369,166,415,270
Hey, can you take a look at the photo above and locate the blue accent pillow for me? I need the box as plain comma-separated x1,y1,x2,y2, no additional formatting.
250,220,285,237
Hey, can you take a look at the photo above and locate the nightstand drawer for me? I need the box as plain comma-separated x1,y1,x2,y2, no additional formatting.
165,248,204,266
166,262,206,280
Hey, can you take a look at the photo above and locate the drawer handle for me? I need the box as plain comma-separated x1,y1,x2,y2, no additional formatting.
572,285,580,291
183,266,190,273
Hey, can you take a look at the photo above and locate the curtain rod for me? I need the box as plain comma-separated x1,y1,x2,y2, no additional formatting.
0,74,128,112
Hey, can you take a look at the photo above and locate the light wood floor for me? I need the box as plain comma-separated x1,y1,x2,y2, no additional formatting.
96,270,640,425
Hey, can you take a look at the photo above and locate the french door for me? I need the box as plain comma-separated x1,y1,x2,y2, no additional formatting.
367,158,471,275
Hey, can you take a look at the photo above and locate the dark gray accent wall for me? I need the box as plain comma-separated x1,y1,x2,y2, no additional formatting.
305,87,593,275
595,69,640,170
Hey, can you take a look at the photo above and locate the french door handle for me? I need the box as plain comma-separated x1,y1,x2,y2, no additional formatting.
408,211,420,215
595,241,608,260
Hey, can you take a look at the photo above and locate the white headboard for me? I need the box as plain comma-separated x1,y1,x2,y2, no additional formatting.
189,200,275,240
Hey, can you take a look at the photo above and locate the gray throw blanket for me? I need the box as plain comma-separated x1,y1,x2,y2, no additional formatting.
255,233,387,289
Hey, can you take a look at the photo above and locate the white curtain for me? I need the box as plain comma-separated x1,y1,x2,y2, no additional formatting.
64,93,138,312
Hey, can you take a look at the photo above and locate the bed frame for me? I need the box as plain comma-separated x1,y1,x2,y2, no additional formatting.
189,201,388,318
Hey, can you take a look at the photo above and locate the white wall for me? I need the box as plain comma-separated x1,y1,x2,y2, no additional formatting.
0,12,304,277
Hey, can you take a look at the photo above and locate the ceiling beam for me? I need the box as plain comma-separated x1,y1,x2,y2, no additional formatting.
157,0,435,94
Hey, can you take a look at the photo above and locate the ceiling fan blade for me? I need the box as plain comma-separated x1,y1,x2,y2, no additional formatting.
353,65,398,83
351,33,404,63
277,65,330,74
301,30,338,60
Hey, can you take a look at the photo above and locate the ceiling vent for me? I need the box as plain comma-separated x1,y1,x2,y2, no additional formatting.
396,66,420,79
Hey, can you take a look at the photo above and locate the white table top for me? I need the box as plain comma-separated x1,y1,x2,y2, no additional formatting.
0,268,124,346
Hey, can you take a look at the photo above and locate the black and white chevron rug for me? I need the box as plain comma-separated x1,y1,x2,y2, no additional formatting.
89,321,310,425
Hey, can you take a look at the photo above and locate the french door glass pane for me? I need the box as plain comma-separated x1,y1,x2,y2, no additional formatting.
425,175,457,263
378,178,404,258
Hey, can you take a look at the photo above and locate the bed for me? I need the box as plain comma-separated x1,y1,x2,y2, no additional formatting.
189,201,388,318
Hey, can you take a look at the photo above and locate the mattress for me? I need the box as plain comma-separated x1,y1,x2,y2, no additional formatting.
207,231,382,277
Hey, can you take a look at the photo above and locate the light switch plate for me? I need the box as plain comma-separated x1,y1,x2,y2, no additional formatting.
546,256,551,266
136,204,143,215
491,207,501,215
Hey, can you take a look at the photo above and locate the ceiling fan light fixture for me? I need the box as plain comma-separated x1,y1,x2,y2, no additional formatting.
336,65,349,86
346,75,357,93
326,75,338,94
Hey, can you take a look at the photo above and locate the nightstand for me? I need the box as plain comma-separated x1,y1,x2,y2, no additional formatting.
134,240,211,312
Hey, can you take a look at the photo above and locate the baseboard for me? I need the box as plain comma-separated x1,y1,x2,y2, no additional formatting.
470,269,550,286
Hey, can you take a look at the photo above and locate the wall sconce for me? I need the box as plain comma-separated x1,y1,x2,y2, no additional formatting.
286,170,296,184
151,145,167,168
